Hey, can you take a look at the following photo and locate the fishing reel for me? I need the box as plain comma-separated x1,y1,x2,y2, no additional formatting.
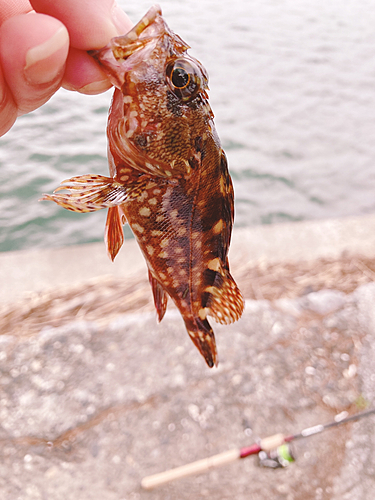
258,443,295,469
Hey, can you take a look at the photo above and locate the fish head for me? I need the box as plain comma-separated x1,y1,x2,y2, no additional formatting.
89,5,214,175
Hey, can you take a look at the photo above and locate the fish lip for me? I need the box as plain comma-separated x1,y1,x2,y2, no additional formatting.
88,4,193,95
110,4,163,55
88,5,163,64
88,5,166,89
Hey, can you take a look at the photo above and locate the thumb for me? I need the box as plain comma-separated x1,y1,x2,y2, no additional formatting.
0,12,69,123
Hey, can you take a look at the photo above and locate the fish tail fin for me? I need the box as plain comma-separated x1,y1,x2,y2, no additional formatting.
148,271,168,322
39,174,129,213
186,318,218,368
206,268,244,325
105,207,125,261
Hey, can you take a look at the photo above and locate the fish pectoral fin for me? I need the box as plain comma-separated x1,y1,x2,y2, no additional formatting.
205,269,244,325
105,207,125,261
148,271,168,322
39,174,130,213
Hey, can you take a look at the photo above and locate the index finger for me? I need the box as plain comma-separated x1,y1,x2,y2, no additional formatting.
30,0,132,50
29,0,132,94
0,0,33,23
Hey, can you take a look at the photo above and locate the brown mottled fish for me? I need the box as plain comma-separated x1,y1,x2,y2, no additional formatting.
41,5,244,367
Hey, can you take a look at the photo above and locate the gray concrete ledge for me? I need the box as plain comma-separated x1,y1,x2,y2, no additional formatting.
0,283,374,499
1,214,375,304
0,238,146,304
230,214,375,265
1,215,375,498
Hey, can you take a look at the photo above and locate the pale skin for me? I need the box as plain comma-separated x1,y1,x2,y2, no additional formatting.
0,0,133,136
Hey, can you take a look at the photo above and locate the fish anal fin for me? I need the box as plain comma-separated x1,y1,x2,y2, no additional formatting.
39,174,129,213
105,207,124,261
205,269,244,325
148,271,168,322
187,319,218,368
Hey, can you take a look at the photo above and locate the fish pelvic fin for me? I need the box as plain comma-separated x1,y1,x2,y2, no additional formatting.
206,268,244,325
39,174,130,213
148,271,168,322
105,207,125,261
187,319,218,368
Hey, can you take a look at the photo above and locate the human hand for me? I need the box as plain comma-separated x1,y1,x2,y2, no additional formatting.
0,0,132,136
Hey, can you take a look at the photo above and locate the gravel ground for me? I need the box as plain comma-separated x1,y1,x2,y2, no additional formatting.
1,281,375,500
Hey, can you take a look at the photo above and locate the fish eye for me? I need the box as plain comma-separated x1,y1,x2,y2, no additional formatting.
171,67,190,89
166,58,202,101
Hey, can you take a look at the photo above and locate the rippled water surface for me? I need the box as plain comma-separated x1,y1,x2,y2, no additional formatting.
1,0,375,251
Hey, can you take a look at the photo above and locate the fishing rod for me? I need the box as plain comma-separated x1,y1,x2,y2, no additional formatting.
141,407,375,490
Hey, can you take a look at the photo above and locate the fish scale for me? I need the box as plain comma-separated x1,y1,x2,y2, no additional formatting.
40,4,244,367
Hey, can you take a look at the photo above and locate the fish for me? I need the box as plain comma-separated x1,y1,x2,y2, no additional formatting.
40,4,244,368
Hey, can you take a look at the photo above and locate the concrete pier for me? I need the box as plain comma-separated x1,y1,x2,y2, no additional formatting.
1,215,375,499
2,214,375,303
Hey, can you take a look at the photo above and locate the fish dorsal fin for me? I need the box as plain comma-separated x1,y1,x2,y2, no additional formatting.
205,268,244,325
148,271,168,322
40,174,130,213
105,207,125,261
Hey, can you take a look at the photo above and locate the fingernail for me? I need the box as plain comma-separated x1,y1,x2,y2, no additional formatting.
111,4,133,35
24,26,69,85
75,80,112,95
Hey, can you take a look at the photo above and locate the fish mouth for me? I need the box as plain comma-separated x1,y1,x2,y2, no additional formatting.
88,4,189,89
88,7,158,92
88,5,163,66
109,4,163,61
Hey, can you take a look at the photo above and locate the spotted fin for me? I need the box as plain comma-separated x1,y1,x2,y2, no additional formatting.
148,271,168,322
105,206,125,261
40,174,130,213
187,319,218,368
205,268,244,325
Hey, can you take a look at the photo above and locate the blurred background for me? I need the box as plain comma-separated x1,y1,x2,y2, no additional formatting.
1,0,375,252
2,3,375,498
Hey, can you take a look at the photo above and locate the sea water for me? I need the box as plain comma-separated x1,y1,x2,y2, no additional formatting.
1,0,375,251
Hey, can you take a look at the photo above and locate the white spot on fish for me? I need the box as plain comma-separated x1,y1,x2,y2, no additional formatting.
212,219,224,234
146,245,154,256
208,258,221,272
139,207,151,217
198,308,208,320
132,223,144,233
